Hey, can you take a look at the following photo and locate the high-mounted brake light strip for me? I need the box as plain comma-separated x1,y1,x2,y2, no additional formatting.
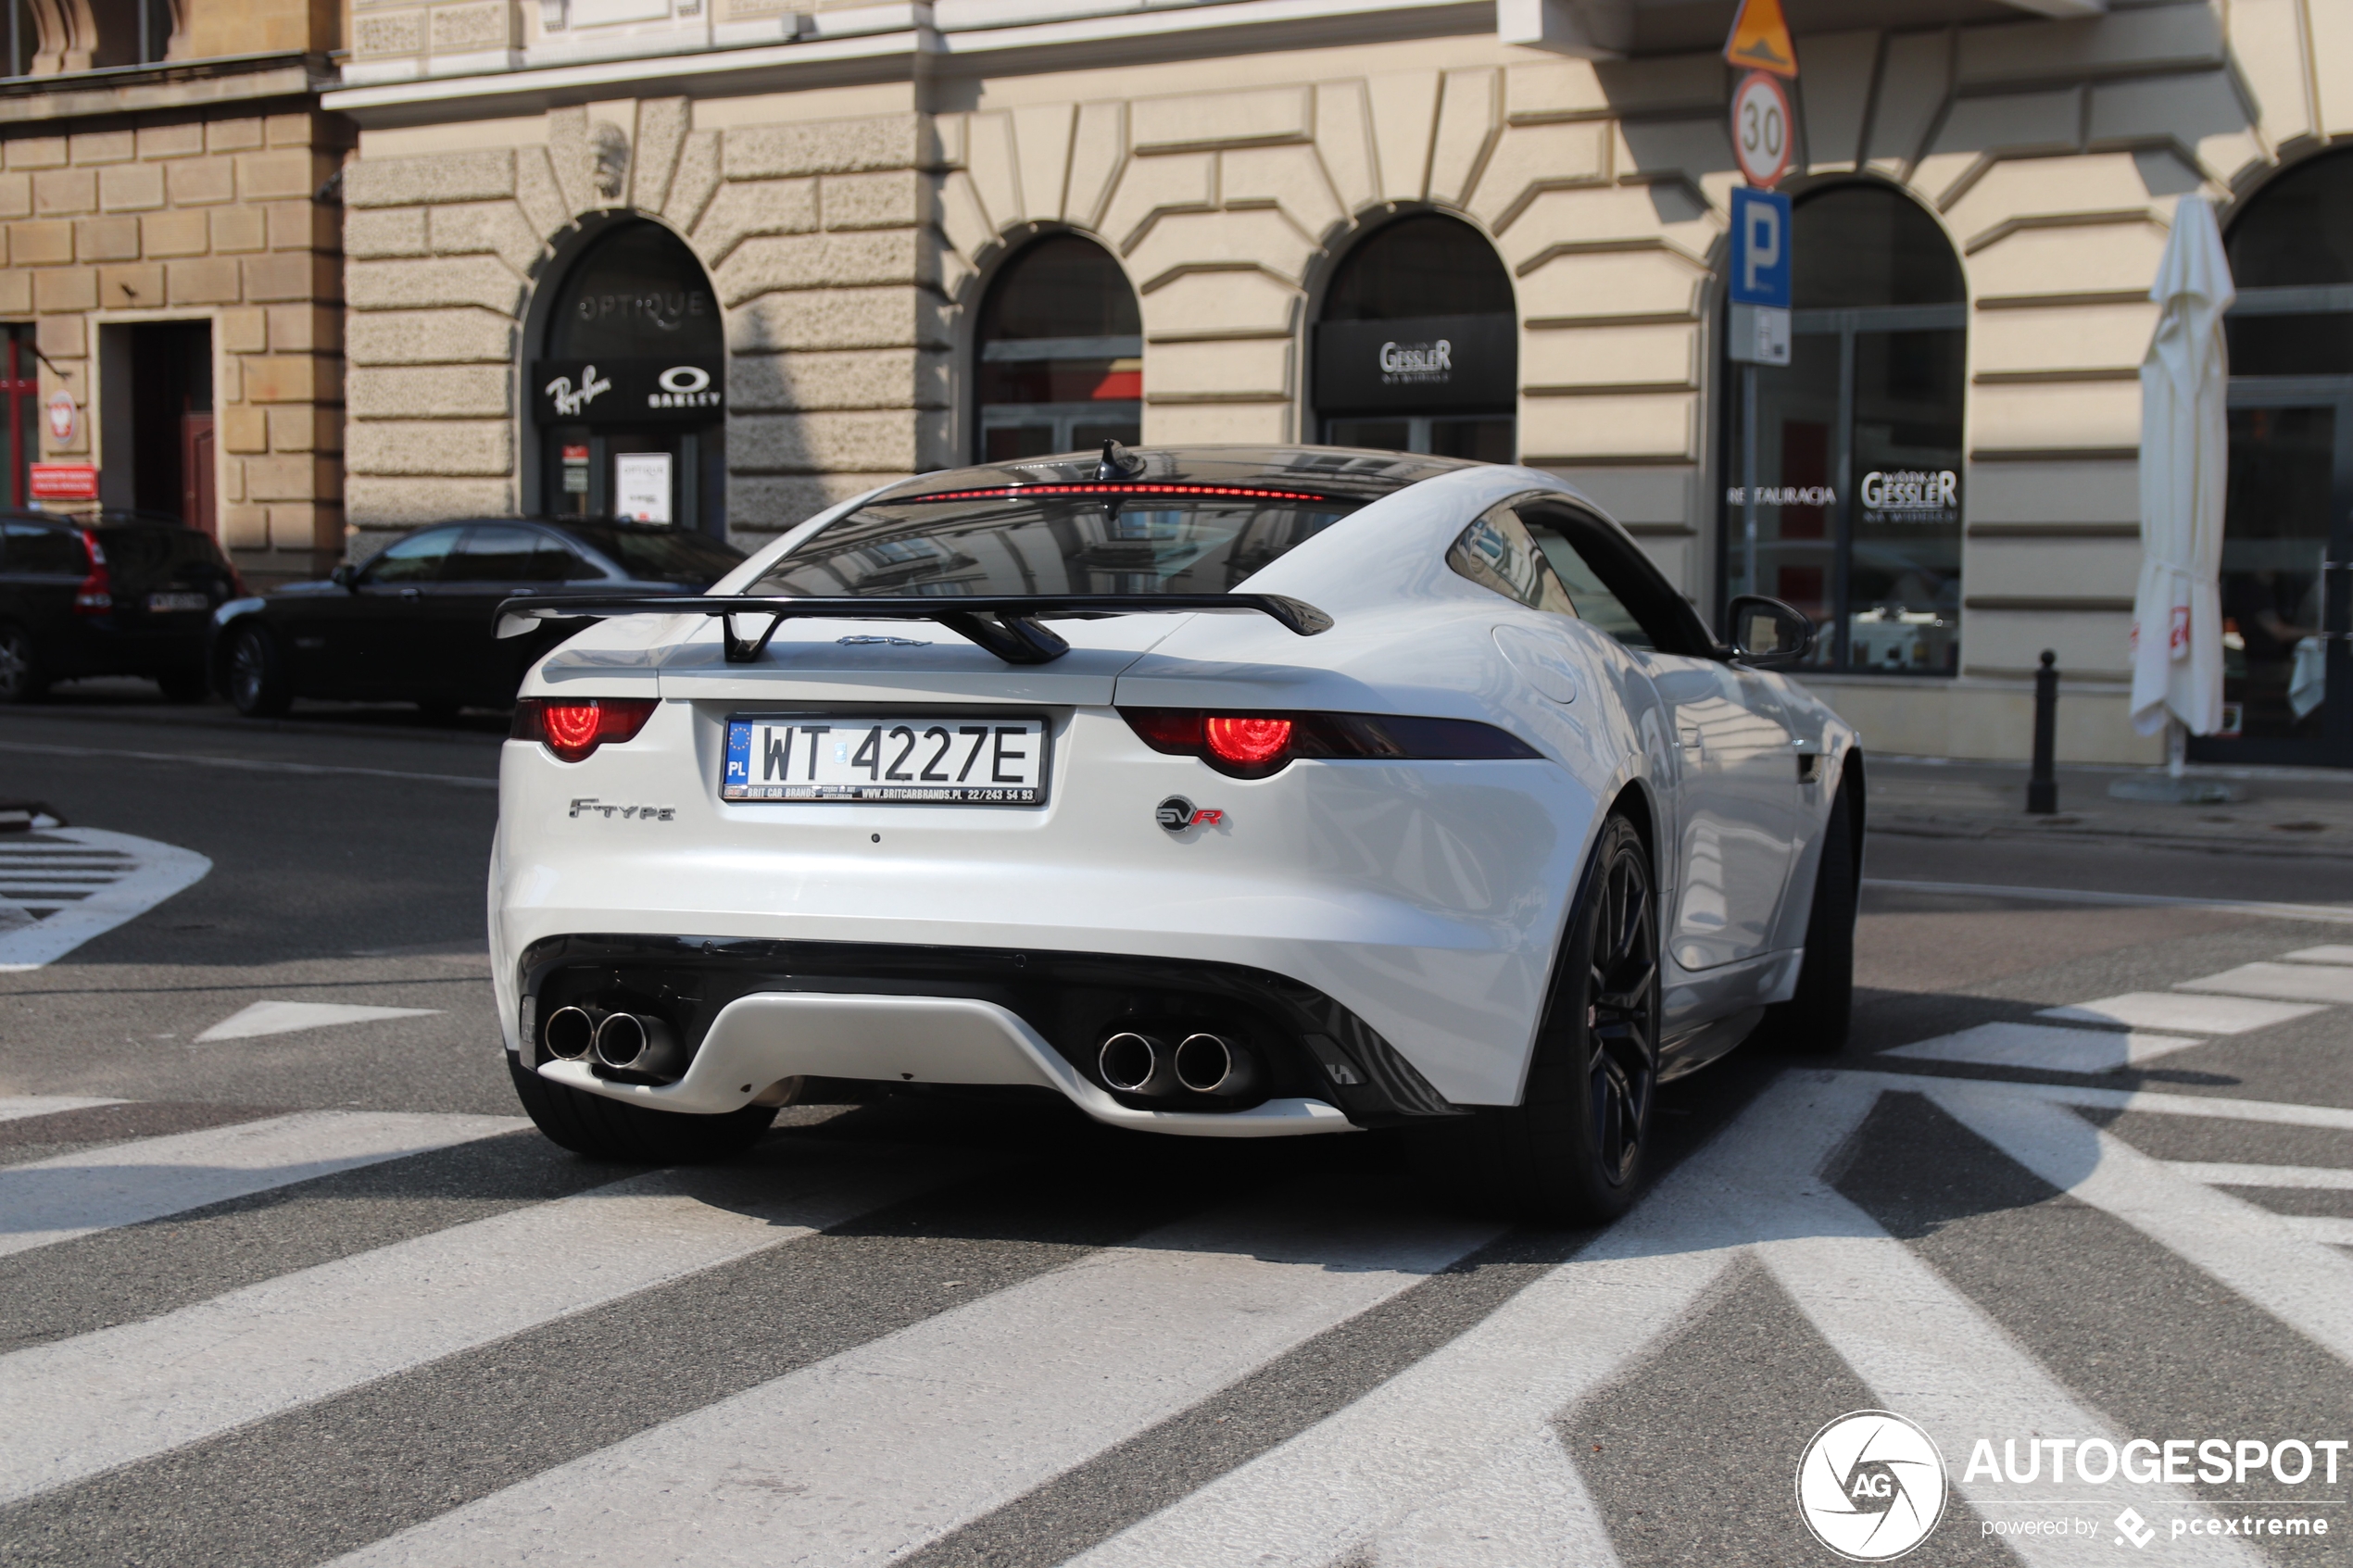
903,483,1338,504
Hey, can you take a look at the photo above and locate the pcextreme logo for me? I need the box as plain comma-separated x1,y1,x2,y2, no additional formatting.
1796,1411,1949,1561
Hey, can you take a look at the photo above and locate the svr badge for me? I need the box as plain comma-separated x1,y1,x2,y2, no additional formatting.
1155,797,1224,833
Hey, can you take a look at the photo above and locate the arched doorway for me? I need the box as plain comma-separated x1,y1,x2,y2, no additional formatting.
973,235,1140,461
1313,214,1516,459
532,221,725,535
2196,148,2353,766
1722,182,1966,673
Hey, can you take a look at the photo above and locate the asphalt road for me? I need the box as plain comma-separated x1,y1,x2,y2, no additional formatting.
2,694,2349,1566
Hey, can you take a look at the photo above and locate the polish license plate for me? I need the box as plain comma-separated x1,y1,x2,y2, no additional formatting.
722,715,1050,804
146,591,208,613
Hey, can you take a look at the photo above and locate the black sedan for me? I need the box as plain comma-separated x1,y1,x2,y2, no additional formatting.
211,519,746,718
1,510,242,704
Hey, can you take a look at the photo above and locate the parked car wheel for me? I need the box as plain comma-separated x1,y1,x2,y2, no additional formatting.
506,1053,776,1164
156,668,209,704
1419,812,1660,1224
0,624,47,704
1760,782,1859,1056
224,623,293,717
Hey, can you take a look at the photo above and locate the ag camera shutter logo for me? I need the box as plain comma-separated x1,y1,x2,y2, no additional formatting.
1797,1411,1948,1561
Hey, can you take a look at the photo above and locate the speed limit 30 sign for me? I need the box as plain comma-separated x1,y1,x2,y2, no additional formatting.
1731,70,1793,189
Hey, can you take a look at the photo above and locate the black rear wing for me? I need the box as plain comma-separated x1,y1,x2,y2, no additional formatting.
495,593,1333,666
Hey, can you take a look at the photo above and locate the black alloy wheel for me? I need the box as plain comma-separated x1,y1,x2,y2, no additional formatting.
1580,822,1660,1187
225,623,292,717
0,625,44,704
1417,811,1661,1223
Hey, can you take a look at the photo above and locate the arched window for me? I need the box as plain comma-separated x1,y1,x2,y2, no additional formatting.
1724,182,1966,673
532,220,725,534
1314,214,1516,459
2201,148,2353,764
974,235,1140,461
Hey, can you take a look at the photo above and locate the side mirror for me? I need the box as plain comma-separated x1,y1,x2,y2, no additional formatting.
331,563,359,590
1725,595,1815,670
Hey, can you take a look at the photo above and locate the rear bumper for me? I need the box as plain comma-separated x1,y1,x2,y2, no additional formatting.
533,996,1356,1136
510,932,1460,1135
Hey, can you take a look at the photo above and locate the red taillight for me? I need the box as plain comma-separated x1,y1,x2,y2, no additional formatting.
512,696,659,762
1204,716,1293,768
72,530,111,615
1121,709,1540,777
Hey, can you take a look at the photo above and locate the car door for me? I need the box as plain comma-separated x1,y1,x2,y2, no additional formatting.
431,525,565,703
293,527,460,697
1511,500,1805,974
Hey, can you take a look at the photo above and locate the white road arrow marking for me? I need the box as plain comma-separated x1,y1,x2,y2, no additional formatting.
195,1001,444,1043
0,828,209,971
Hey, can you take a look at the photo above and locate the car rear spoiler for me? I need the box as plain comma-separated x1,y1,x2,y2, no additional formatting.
494,593,1333,666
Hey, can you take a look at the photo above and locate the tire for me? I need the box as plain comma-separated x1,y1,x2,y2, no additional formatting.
0,624,48,704
1421,812,1661,1224
507,1052,776,1164
1759,782,1858,1056
224,623,293,717
156,668,209,704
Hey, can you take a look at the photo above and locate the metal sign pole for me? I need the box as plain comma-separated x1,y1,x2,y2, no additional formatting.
1742,361,1759,598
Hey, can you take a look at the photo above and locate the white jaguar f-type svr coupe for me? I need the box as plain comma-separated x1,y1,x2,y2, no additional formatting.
489,445,1862,1220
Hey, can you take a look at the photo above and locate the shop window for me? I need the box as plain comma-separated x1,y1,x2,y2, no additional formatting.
974,235,1141,462
2197,148,2353,766
1,326,34,508
1722,182,1966,674
532,220,726,535
1315,213,1515,460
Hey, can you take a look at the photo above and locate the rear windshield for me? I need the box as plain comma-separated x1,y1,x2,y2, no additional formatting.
94,527,225,580
566,524,744,586
747,487,1363,599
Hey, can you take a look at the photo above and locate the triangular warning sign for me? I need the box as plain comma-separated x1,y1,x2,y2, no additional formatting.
1725,0,1797,77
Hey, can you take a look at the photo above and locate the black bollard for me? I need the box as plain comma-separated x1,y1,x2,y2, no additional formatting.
2027,649,2058,815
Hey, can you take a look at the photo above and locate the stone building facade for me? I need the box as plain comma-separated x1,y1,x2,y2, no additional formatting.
324,0,2353,766
3,43,347,583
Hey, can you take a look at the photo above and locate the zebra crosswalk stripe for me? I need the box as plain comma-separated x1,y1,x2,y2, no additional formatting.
0,1096,125,1124
0,1152,963,1507
0,1109,524,1259
329,1193,1505,1567
1063,1073,1872,1568
1919,1078,2353,1365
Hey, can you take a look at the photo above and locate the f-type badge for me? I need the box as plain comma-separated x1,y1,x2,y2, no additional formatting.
1156,797,1224,833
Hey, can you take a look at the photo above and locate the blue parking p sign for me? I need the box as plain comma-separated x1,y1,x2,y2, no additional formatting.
1729,187,1792,308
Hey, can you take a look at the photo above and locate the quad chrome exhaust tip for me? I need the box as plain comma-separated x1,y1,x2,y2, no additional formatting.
1173,1033,1261,1098
542,1005,598,1061
591,1010,686,1078
1098,1031,1175,1096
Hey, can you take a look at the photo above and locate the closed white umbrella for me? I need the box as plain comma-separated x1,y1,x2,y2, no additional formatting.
2126,194,2233,784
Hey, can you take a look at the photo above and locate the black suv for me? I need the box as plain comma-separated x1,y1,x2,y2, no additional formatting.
211,518,745,718
0,511,242,704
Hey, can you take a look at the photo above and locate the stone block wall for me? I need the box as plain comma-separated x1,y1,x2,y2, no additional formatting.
0,111,349,574
340,94,942,558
